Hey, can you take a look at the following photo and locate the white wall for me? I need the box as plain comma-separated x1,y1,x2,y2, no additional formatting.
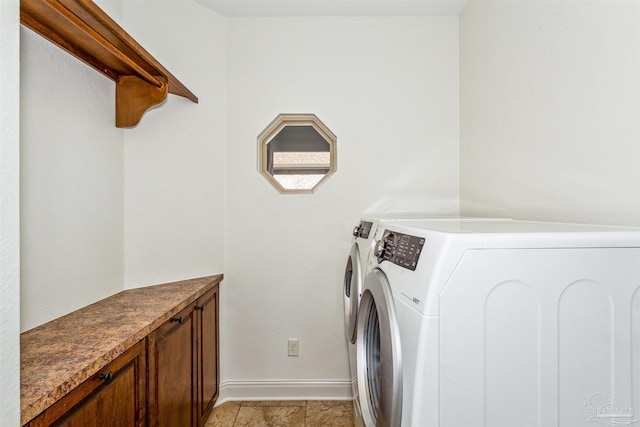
460,0,640,226
20,18,124,330
223,17,459,398
0,0,21,423
120,0,227,288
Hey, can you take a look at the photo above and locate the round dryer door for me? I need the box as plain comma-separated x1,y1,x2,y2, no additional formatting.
357,268,402,427
344,243,362,343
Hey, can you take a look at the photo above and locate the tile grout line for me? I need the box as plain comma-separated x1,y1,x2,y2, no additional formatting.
231,401,241,427
304,400,308,427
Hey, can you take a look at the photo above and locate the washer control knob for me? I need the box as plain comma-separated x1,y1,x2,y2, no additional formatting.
353,226,360,237
374,239,386,259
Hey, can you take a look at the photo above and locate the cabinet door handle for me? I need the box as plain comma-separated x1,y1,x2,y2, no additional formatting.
171,316,182,324
99,371,114,383
196,306,204,311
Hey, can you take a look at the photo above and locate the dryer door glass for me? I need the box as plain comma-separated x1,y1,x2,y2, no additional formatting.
364,299,381,415
357,269,402,427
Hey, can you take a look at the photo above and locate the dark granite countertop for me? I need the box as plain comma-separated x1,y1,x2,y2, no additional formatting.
20,274,223,425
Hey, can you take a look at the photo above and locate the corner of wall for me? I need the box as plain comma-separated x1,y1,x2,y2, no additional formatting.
0,0,22,424
120,0,227,289
20,19,125,330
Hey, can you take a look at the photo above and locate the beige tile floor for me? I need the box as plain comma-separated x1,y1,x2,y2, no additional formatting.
205,400,355,427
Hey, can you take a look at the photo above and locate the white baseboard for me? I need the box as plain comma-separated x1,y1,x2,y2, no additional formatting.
217,379,353,405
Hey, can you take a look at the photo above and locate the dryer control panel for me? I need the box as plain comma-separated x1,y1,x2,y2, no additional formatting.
353,221,373,238
374,229,425,271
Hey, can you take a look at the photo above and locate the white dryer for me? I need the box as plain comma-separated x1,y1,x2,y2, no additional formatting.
345,214,452,426
344,215,500,426
357,219,640,427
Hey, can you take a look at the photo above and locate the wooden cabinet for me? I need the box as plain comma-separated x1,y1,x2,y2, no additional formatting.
196,285,219,425
21,278,222,427
148,284,220,427
27,340,146,427
148,301,198,427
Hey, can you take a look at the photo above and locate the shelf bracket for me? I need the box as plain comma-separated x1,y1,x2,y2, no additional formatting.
116,75,168,128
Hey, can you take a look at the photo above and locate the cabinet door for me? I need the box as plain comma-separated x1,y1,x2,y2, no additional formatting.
29,341,146,427
148,303,197,427
197,285,219,426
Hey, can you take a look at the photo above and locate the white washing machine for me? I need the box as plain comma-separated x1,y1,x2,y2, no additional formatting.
357,219,640,427
344,219,376,427
344,214,503,426
345,214,451,426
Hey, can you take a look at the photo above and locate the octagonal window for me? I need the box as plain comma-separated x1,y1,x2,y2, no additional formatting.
258,114,337,194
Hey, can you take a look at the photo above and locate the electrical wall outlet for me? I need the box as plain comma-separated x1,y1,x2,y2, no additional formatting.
288,339,299,356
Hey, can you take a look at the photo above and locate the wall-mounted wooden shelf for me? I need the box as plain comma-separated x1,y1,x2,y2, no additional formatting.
20,0,198,128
